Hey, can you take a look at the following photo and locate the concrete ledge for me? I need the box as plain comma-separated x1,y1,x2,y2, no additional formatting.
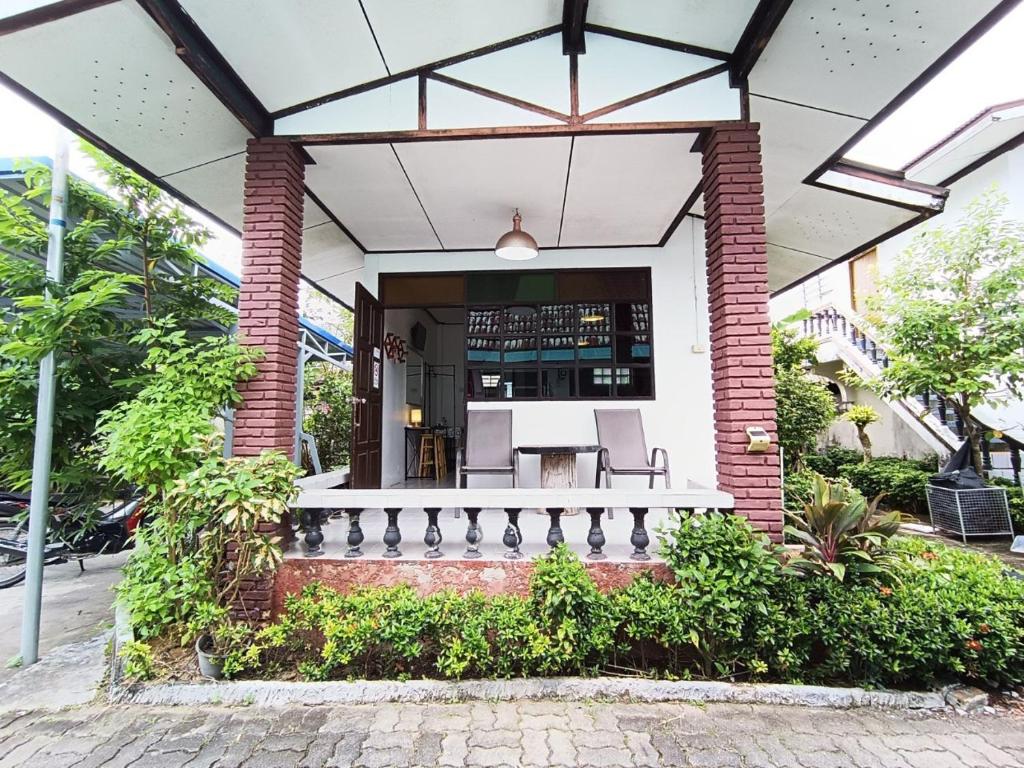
113,676,946,711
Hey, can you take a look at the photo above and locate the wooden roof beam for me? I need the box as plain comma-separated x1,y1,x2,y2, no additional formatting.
562,0,589,55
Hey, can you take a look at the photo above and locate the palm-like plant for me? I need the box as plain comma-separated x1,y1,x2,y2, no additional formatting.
783,473,902,582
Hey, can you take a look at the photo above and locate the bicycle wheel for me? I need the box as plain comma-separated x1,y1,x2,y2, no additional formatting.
0,519,28,589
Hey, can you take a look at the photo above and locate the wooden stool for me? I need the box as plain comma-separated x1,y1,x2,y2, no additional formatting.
433,433,447,481
417,433,435,478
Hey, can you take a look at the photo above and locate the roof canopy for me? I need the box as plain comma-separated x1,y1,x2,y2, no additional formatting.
0,0,1015,303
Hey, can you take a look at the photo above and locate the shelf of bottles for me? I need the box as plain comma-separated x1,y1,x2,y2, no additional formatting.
466,302,653,400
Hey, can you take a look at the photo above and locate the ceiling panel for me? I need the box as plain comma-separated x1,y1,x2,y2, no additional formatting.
160,153,246,231
751,0,1003,118
767,244,833,293
751,95,866,219
438,34,568,114
303,195,332,230
767,185,917,260
426,81,564,129
180,0,386,113
588,0,760,52
395,138,571,249
274,77,419,135
560,134,700,247
306,144,439,251
301,223,365,285
577,34,726,115
0,1,250,177
362,0,561,73
588,72,741,123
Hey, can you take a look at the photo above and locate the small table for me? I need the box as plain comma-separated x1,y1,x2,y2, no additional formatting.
517,444,601,515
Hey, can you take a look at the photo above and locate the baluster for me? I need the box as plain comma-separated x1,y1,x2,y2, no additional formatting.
503,508,523,559
937,396,948,426
981,438,992,472
840,316,847,336
302,508,324,558
383,508,402,558
629,508,651,561
546,508,564,549
802,317,809,335
423,507,443,558
1010,445,1021,487
586,507,606,560
463,508,482,559
345,509,364,558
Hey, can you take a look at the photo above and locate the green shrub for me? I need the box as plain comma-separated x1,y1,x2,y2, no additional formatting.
529,544,615,673
781,538,1024,688
839,457,933,513
1008,486,1024,534
804,446,862,477
658,511,783,678
207,519,1024,690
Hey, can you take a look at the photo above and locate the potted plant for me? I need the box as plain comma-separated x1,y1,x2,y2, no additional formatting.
189,602,229,679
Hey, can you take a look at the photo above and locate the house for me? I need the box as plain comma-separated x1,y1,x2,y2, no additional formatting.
771,100,1024,484
1,1,1016,597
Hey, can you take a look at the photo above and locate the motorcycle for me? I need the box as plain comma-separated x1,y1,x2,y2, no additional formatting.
0,491,145,589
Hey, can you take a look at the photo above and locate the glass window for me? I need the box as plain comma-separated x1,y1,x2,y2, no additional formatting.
464,271,653,401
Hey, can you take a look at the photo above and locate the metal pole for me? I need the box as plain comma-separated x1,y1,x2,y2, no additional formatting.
20,132,70,666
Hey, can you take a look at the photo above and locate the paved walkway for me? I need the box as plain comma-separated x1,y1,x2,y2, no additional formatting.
1,701,1022,767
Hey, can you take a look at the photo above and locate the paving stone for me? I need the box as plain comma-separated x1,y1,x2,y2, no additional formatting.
0,701,1020,768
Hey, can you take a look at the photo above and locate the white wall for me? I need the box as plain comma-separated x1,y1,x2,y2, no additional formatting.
362,216,719,491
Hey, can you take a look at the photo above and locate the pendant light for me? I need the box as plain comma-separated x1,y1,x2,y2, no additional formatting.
495,209,539,261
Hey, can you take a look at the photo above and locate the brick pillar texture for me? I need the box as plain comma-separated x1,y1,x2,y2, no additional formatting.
701,124,782,536
234,138,305,458
229,139,305,623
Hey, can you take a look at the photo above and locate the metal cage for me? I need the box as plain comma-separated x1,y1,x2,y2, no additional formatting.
925,485,1013,543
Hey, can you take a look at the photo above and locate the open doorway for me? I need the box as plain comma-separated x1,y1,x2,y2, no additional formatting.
380,305,466,488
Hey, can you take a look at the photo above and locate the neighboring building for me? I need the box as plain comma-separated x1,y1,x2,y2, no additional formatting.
772,101,1024,481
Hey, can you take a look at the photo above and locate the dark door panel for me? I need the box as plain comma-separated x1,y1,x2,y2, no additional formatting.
351,283,384,489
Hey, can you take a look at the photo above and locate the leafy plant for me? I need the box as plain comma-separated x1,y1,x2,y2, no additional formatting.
804,446,863,477
784,473,901,582
869,189,1024,473
529,544,615,673
0,150,234,499
839,457,933,514
842,405,880,461
772,321,836,469
302,362,352,472
119,640,155,681
659,511,783,678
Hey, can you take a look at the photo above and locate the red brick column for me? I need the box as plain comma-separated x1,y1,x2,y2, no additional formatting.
701,124,782,536
233,138,305,458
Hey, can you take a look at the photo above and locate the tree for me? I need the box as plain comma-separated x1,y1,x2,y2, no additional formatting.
0,148,235,496
842,405,879,462
869,190,1024,474
302,362,352,472
772,319,836,469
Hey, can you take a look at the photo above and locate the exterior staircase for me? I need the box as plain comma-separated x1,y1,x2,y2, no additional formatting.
800,306,1023,483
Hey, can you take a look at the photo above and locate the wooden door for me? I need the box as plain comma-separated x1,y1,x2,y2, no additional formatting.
849,248,878,313
351,283,384,488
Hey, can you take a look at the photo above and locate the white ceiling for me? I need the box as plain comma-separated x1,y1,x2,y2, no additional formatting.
0,0,1008,303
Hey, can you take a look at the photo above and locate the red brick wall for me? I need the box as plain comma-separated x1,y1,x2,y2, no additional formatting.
701,124,782,535
234,138,306,458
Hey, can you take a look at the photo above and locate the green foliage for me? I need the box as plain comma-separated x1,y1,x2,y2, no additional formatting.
843,405,880,429
869,190,1024,472
0,150,234,496
838,457,933,514
97,323,261,498
119,640,155,682
529,544,615,672
779,538,1024,688
302,362,352,472
771,322,836,468
1007,486,1024,534
782,469,816,510
775,368,837,467
118,448,297,642
842,404,880,460
804,446,863,477
658,511,784,678
212,525,1024,689
784,474,902,582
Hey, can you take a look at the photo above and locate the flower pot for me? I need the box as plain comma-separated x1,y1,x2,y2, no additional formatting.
195,634,224,680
